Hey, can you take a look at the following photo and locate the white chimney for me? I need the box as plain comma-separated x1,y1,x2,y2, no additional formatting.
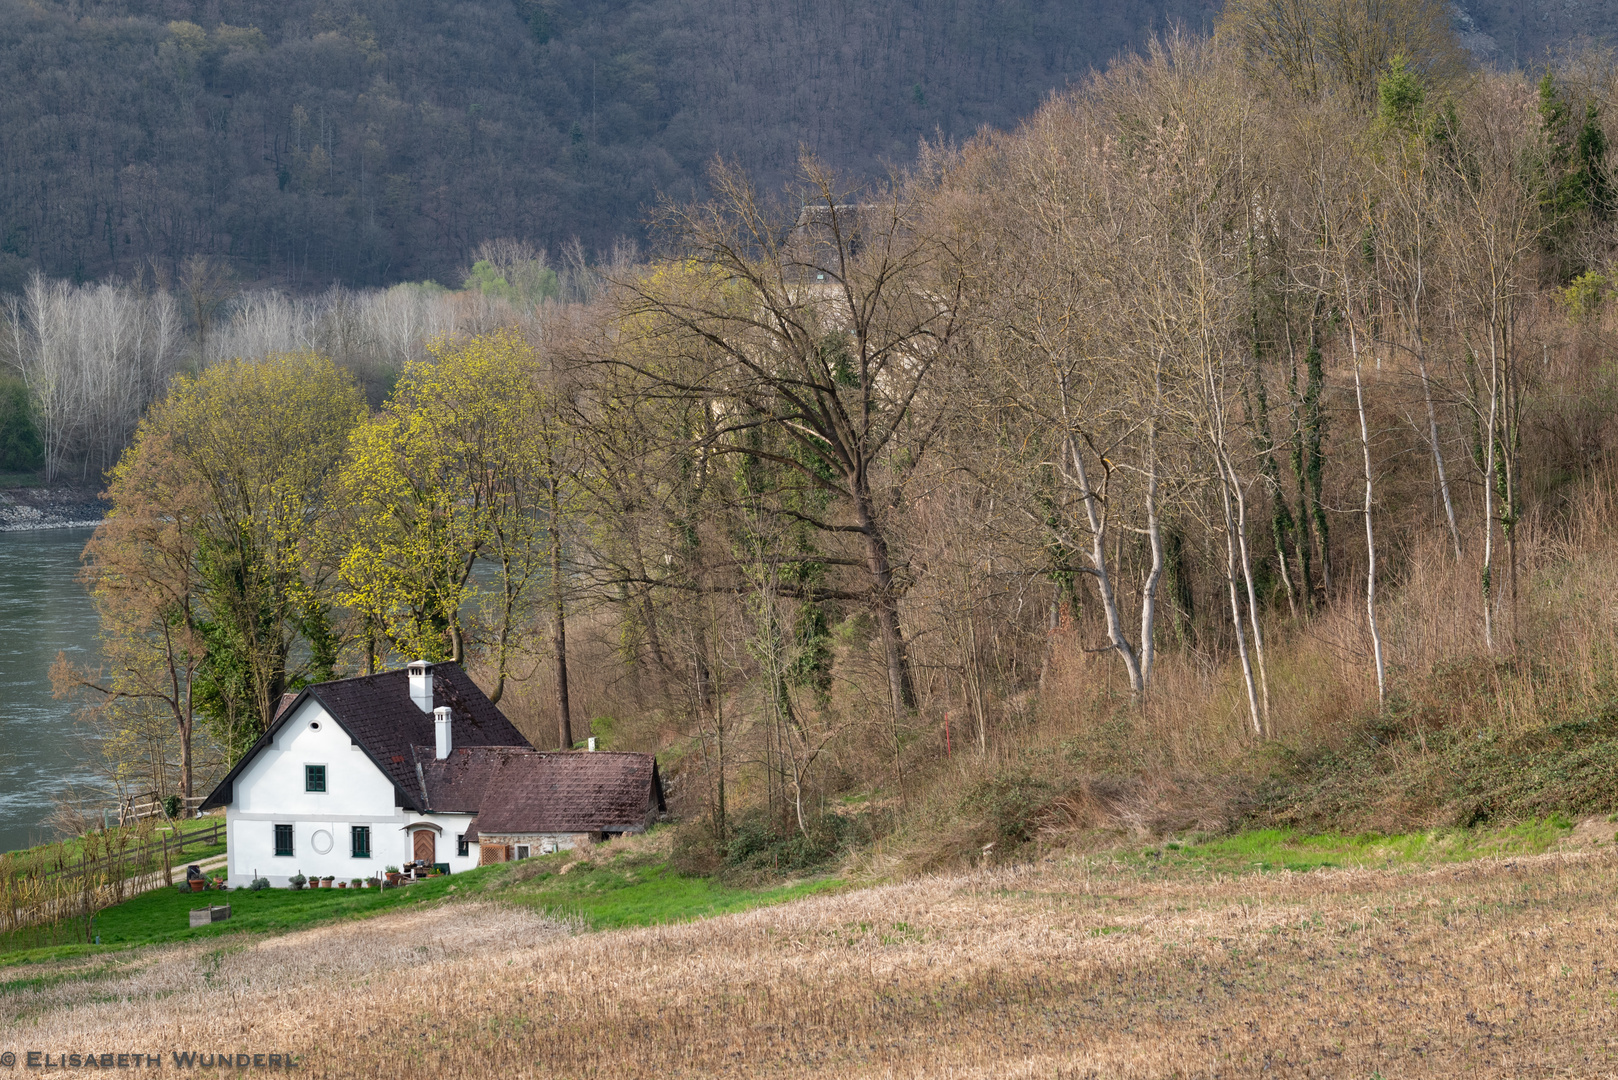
434,706,453,760
407,660,432,714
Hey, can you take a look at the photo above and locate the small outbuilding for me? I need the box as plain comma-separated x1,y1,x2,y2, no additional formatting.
471,751,665,862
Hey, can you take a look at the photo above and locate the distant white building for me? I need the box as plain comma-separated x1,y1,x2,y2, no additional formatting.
200,661,663,887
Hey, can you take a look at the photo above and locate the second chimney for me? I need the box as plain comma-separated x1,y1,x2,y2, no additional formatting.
408,660,433,714
434,706,453,760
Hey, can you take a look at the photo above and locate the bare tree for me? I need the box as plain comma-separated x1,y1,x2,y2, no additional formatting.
1218,0,1470,106
613,156,967,724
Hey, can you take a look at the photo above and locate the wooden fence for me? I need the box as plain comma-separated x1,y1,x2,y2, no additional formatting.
118,791,207,826
43,820,224,882
2,819,227,941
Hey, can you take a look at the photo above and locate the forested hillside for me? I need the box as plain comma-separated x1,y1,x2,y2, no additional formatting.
1,0,1604,294
0,0,1221,291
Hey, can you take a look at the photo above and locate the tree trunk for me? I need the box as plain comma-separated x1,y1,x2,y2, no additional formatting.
1417,353,1462,561
551,489,573,750
179,713,193,803
1351,329,1387,707
1138,414,1166,688
1220,471,1264,738
1480,327,1501,652
852,484,916,717
1223,451,1272,727
1067,434,1143,693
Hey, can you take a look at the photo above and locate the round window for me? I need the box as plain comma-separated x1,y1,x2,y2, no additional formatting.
309,721,321,730
310,829,334,854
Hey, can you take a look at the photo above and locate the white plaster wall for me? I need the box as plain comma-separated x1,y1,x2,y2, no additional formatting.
228,811,486,886
221,698,487,886
224,699,399,886
235,700,395,817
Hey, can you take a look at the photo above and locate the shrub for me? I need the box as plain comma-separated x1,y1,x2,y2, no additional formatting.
0,376,42,472
670,821,723,876
249,877,270,891
1564,270,1609,321
964,772,1057,847
721,810,853,874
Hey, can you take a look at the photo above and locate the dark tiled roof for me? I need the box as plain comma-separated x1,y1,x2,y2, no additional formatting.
474,752,664,835
200,664,532,812
310,666,532,807
272,693,297,721
411,745,537,813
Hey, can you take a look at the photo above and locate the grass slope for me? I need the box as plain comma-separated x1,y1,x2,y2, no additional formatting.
0,836,841,966
1250,690,1618,831
1111,818,1586,875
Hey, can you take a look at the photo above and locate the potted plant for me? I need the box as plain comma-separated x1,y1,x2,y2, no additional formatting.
384,865,401,886
189,878,206,892
290,872,307,890
320,875,335,888
351,877,363,889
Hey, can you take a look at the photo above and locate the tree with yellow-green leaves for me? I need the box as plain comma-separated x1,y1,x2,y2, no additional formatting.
60,351,366,790
338,328,583,740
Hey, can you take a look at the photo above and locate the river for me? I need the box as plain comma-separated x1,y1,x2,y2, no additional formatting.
0,527,104,853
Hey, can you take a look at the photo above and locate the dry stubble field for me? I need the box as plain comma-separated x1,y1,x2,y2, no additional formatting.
5,847,1618,1078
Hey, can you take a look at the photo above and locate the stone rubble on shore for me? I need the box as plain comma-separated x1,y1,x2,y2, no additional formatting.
0,487,108,531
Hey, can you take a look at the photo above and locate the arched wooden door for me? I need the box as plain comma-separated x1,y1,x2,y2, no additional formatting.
413,828,436,864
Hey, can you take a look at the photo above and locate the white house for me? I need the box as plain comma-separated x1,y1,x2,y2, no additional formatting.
201,661,539,887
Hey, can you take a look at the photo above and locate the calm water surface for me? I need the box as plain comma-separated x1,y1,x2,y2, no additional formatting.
0,527,104,853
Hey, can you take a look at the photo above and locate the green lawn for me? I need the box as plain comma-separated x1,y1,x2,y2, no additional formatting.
1,876,465,964
486,851,842,929
0,841,844,965
1113,818,1583,876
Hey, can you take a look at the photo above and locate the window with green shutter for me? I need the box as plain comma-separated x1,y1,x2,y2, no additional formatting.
305,764,326,792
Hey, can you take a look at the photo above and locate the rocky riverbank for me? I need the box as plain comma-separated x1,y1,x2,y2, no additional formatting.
0,486,107,531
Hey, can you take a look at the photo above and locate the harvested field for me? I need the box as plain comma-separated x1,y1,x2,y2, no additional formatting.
5,849,1618,1077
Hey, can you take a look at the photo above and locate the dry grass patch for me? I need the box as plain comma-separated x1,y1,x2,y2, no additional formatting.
6,853,1618,1077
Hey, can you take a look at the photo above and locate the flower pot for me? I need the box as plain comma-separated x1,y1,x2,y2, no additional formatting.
189,880,205,892
321,878,334,888
385,873,400,886
337,881,346,889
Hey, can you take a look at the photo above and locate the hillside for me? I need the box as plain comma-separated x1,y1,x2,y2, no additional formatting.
1,0,1603,295
0,0,1219,292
